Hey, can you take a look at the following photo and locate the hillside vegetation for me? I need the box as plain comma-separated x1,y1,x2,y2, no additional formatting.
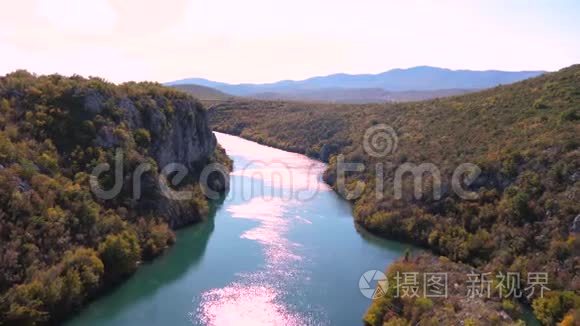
0,71,230,325
209,65,580,325
170,84,234,105
248,88,475,104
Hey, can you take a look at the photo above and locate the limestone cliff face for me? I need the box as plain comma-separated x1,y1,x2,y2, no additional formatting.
84,88,227,227
92,93,218,171
126,98,216,170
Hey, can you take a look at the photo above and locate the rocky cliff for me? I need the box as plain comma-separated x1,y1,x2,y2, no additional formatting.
0,71,231,325
79,83,229,227
88,91,218,170
28,79,230,227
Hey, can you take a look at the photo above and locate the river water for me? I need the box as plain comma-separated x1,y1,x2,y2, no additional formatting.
66,132,408,326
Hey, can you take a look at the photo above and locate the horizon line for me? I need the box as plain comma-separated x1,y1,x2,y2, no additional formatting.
165,65,551,86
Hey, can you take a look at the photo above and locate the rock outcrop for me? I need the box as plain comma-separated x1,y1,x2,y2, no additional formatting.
93,95,217,171
84,88,227,227
147,99,217,171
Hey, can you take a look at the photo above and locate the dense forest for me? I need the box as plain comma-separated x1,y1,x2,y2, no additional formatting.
210,65,580,325
0,71,230,325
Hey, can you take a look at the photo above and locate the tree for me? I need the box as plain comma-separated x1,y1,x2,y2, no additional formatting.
532,291,580,325
61,248,104,295
134,128,151,148
98,231,141,283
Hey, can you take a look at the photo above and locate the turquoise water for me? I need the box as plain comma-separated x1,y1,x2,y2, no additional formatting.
66,132,409,326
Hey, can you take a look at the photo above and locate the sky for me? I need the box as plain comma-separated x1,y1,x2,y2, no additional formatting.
0,0,579,84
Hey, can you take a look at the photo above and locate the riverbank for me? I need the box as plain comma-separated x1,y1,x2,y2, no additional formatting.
211,130,541,325
65,132,411,325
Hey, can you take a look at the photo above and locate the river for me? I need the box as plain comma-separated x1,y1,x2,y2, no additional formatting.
66,132,409,326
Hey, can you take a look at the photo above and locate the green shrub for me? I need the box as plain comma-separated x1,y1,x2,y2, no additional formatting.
134,128,151,147
98,231,141,283
532,291,580,325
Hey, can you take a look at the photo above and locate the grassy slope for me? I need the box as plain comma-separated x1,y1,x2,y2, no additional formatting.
171,84,235,106
209,65,580,325
247,87,475,104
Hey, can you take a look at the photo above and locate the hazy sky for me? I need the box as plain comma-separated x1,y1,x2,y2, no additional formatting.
0,0,578,83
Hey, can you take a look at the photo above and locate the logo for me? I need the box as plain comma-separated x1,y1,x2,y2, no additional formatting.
363,124,398,158
359,270,389,299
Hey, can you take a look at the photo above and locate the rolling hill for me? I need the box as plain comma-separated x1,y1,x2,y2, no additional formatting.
170,84,234,103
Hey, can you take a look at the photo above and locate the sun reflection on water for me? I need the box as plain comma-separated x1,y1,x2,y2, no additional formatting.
192,133,329,325
195,284,307,326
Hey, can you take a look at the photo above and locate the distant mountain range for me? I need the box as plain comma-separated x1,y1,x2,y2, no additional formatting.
167,66,545,103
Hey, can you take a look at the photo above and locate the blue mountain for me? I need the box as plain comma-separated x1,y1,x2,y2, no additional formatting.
166,66,545,96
